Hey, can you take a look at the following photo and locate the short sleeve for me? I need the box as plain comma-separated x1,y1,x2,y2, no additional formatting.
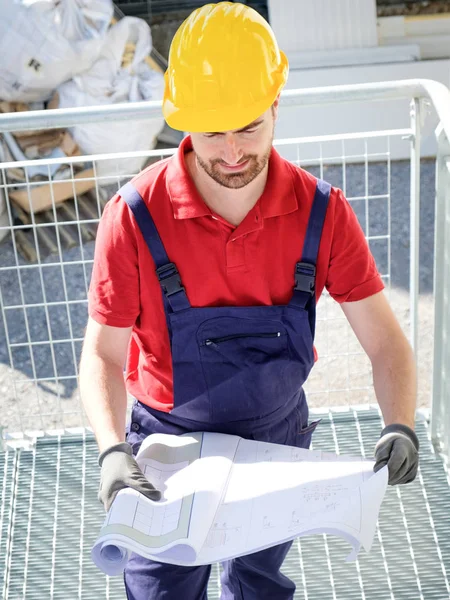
88,195,140,327
326,189,384,303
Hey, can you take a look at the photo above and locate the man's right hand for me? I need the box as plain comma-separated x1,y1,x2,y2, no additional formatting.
98,442,161,511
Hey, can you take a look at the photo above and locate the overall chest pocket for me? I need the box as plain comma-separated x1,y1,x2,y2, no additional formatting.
197,316,292,423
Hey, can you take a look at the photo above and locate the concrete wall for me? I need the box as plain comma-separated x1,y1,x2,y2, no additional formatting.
268,0,378,53
275,59,450,163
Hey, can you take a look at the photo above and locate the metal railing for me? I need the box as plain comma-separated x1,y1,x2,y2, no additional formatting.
0,79,449,463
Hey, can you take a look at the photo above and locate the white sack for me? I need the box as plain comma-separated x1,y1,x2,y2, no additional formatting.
0,0,113,102
57,17,165,181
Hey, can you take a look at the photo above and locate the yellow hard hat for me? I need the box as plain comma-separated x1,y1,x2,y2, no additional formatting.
162,2,289,133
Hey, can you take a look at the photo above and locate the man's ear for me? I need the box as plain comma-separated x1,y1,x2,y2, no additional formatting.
272,94,280,119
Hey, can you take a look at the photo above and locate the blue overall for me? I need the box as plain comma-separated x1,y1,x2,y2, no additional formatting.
119,178,331,600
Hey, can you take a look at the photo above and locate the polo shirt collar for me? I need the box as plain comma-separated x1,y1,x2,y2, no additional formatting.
167,135,298,220
259,145,298,218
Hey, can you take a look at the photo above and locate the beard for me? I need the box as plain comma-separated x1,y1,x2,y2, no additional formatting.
195,136,273,190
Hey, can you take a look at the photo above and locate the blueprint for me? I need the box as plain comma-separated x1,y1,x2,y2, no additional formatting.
92,431,388,575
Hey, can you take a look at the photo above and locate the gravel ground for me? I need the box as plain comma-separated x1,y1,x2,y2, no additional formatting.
0,159,436,435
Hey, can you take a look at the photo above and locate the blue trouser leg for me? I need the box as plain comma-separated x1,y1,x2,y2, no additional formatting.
123,539,294,600
124,396,314,599
124,556,211,600
220,540,295,600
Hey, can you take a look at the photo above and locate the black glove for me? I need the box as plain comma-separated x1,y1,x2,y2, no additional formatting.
374,423,419,485
98,442,161,511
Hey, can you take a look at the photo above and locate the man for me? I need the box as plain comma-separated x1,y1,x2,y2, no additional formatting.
79,3,419,599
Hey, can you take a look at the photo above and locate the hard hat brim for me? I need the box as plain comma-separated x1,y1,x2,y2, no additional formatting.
163,94,274,133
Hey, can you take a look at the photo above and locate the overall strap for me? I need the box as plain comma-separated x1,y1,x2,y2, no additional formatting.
290,179,331,309
118,182,190,312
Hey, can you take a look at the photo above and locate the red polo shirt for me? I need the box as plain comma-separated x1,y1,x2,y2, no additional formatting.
88,136,384,411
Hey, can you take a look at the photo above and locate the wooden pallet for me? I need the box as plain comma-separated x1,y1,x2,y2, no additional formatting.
10,187,109,262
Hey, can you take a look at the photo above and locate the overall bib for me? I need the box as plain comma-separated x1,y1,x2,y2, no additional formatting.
120,178,331,600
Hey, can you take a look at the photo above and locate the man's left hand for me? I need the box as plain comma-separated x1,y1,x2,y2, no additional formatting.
374,423,419,485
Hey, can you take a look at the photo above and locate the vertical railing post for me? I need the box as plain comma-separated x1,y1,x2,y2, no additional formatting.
431,125,450,455
409,98,421,356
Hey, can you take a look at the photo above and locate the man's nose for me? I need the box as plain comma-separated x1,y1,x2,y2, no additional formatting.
222,133,244,165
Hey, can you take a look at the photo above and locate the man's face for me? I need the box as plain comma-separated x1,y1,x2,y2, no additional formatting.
189,105,277,189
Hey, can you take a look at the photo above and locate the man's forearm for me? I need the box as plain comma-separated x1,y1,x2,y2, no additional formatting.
79,354,128,453
371,335,417,429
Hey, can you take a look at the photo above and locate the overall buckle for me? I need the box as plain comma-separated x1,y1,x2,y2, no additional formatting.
156,263,185,297
294,262,316,295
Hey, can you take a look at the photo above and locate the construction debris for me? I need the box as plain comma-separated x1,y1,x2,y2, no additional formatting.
0,101,96,214
377,1,450,17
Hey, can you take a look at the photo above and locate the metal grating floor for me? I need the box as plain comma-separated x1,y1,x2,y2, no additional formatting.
1,409,449,600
